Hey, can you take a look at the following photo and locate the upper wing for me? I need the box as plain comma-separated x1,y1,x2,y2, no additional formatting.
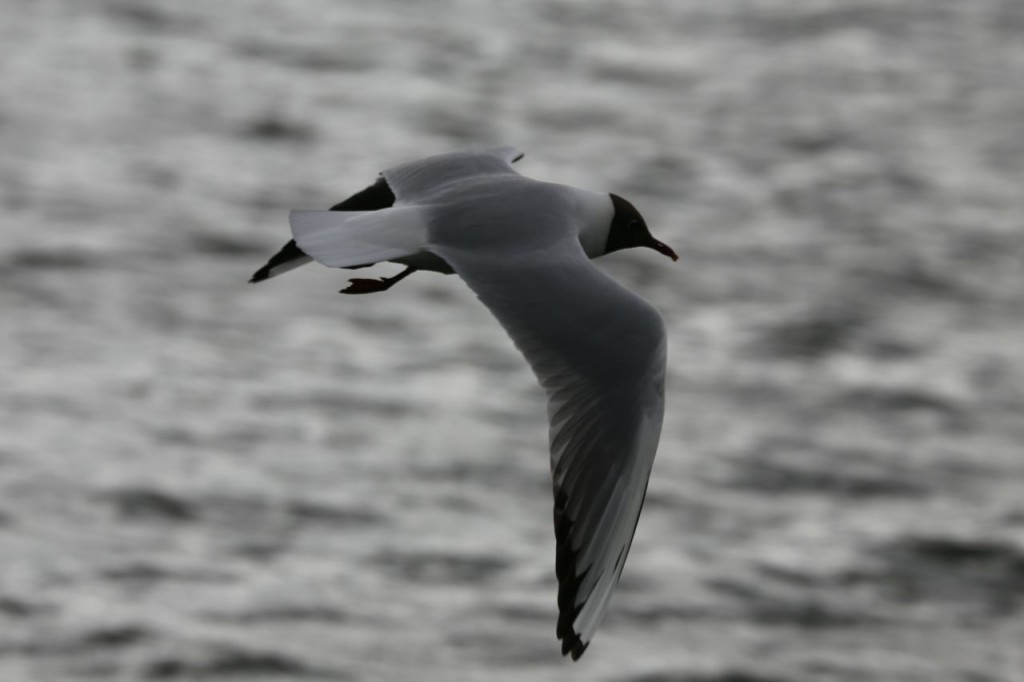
430,239,667,660
382,146,524,204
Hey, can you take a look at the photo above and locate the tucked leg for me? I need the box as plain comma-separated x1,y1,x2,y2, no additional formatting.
340,266,416,295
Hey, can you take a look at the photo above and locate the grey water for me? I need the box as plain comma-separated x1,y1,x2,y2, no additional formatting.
2,1,1024,680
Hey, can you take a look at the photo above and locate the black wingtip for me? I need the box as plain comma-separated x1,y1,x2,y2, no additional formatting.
249,265,272,284
250,239,309,284
329,177,395,211
557,607,589,660
558,621,589,660
553,487,591,661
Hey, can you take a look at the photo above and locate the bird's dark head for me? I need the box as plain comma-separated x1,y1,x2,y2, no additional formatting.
606,193,678,261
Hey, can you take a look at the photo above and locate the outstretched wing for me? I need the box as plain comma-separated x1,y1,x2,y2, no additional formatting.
383,146,524,204
430,238,667,660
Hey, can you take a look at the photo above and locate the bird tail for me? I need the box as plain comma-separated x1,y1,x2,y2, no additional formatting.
288,207,427,269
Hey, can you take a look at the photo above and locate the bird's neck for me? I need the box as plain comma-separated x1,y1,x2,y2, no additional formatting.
573,190,615,259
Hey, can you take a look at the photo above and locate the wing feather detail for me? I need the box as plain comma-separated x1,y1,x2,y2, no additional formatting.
430,239,667,659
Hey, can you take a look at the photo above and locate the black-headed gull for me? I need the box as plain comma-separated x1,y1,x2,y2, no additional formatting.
251,147,677,659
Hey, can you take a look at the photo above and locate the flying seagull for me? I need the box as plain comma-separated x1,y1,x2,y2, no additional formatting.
251,147,676,659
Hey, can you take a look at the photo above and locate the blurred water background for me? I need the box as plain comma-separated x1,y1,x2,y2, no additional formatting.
2,1,1024,680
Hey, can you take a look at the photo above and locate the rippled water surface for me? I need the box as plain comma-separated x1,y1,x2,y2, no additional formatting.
3,1,1024,680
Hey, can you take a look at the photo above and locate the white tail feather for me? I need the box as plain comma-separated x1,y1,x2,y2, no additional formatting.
289,208,427,269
